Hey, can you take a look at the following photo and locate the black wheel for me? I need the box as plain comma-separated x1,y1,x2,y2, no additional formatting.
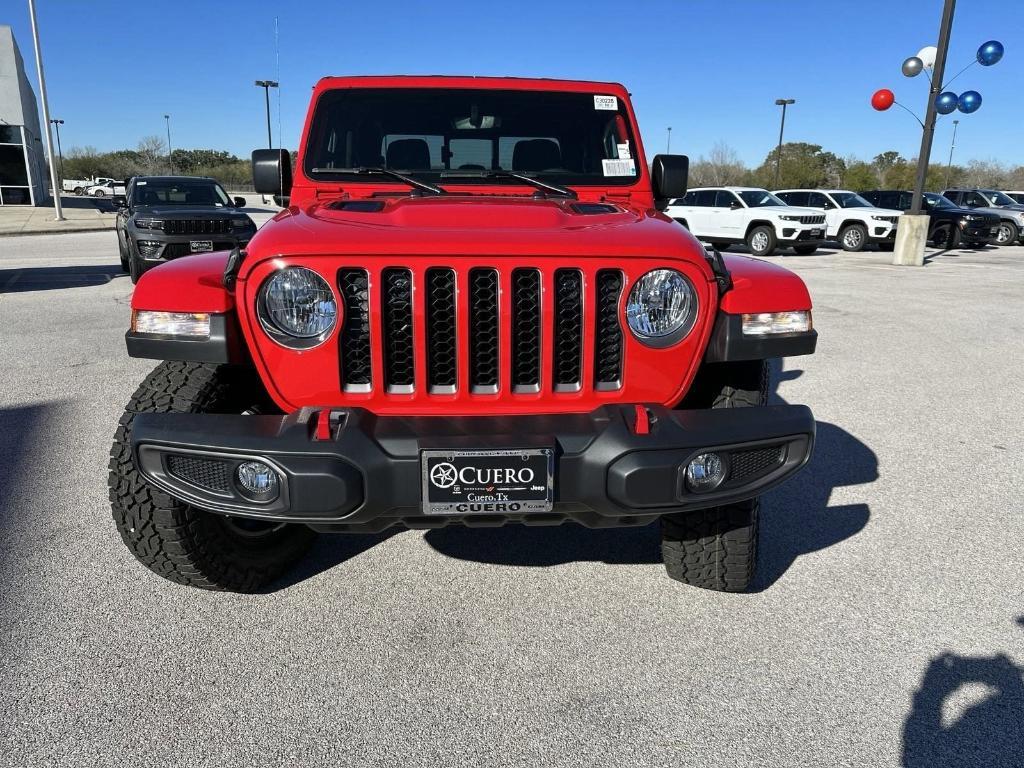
74,186,84,195
118,230,130,272
93,189,105,197
128,252,144,283
108,361,316,591
930,222,961,249
792,245,818,255
662,360,767,591
838,223,868,252
746,225,777,257
995,220,1019,246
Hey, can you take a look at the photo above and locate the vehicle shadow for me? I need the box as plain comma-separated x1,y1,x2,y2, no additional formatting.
419,360,875,590
52,195,120,213
0,404,56,521
0,265,127,293
901,618,1024,767
266,530,399,591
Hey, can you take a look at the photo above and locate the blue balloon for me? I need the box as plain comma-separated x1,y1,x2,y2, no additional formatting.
977,40,1004,66
935,91,959,115
957,90,982,114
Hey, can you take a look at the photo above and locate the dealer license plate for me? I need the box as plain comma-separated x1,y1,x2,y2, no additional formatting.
809,229,822,238
190,240,214,253
420,448,554,515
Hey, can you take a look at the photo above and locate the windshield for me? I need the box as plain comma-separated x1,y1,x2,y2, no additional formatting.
739,190,785,207
832,192,871,208
133,180,231,206
923,193,958,210
304,88,640,187
985,190,1017,206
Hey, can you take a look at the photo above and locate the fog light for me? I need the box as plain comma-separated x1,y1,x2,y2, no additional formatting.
131,310,211,338
685,452,726,492
741,310,812,336
236,461,279,499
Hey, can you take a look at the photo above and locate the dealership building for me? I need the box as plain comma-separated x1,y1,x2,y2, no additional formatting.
0,25,47,206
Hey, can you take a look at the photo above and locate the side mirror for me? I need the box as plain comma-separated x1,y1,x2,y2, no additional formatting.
822,201,835,210
233,196,247,208
112,195,127,208
252,149,292,196
651,154,689,210
729,199,742,210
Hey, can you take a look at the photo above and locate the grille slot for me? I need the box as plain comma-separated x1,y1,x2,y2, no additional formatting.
469,268,499,392
163,219,232,235
511,269,541,391
553,269,583,390
729,446,785,484
426,268,457,392
338,268,372,391
381,268,414,392
166,455,232,493
594,270,623,388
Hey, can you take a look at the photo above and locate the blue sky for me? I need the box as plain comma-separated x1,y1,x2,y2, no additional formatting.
6,0,1022,167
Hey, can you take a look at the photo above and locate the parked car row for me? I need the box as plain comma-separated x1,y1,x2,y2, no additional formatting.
667,185,1024,256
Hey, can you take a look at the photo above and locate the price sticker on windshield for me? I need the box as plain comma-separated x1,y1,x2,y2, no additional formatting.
602,159,635,176
594,95,618,110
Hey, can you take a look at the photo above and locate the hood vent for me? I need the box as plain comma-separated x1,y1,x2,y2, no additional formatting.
570,202,619,215
325,200,386,212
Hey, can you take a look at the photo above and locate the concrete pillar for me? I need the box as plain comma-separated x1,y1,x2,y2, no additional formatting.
892,213,929,266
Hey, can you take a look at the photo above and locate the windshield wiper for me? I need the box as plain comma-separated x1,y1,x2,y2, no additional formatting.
440,170,577,199
310,166,447,195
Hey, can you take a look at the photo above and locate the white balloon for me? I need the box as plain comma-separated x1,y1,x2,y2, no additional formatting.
917,45,938,69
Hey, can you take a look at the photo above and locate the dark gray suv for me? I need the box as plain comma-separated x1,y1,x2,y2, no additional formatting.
115,176,257,282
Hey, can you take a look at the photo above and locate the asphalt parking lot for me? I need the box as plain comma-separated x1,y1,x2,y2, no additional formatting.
1,231,1021,767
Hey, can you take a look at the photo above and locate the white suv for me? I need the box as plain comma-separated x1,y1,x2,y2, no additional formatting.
665,187,826,257
774,189,902,252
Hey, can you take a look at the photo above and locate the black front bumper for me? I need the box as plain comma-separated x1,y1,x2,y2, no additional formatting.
131,404,815,532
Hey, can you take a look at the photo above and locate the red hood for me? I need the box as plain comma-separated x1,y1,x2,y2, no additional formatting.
242,195,707,265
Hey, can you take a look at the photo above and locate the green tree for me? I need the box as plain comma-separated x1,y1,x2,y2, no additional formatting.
752,142,841,189
842,161,877,192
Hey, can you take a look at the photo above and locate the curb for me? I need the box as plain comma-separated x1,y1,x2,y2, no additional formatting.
0,226,115,237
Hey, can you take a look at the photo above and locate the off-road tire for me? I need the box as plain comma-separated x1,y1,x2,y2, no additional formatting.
109,361,316,592
792,245,818,255
746,225,777,257
663,360,767,591
995,220,1019,246
839,223,868,252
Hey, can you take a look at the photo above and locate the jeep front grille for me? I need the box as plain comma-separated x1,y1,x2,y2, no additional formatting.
335,265,625,397
798,215,826,225
163,219,232,235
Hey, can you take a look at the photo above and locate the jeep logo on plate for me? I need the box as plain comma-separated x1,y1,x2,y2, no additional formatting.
421,449,553,515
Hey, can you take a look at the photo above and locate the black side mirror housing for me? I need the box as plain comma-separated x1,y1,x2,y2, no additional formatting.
730,199,742,210
112,195,127,208
252,149,292,196
651,154,689,210
233,196,247,208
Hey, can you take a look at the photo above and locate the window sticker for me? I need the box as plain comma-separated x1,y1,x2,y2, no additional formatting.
137,180,147,185
594,95,618,110
616,142,631,160
602,159,635,176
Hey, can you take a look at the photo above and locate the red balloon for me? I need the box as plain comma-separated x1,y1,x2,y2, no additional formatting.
871,88,895,111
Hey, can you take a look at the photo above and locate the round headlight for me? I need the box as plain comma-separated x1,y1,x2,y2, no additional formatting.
626,269,698,346
258,267,338,347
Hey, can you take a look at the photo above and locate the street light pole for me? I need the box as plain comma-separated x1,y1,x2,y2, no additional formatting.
666,126,672,154
773,99,795,189
893,0,957,267
255,80,279,148
27,0,63,219
910,0,957,215
164,114,173,172
945,119,959,187
50,118,64,187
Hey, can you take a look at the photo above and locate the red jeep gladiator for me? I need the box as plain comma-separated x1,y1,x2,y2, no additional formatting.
110,76,817,593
